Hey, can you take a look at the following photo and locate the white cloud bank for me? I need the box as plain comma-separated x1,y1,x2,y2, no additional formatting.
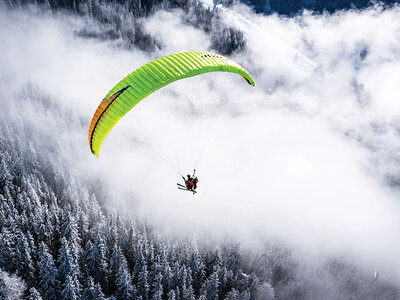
1,3,400,284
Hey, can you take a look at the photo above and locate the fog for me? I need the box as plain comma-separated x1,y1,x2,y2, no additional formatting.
1,3,400,284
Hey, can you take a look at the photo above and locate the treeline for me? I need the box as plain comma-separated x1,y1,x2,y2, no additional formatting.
0,0,246,55
4,0,399,18
5,0,397,58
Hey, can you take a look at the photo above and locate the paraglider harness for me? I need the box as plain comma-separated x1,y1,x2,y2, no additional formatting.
177,169,198,194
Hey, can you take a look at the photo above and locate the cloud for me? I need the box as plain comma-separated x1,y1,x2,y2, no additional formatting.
1,3,400,284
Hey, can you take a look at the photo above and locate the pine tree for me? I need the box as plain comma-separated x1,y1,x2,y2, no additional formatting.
189,249,204,294
0,195,6,230
77,209,89,245
0,228,16,273
224,288,239,300
39,242,60,299
61,211,80,245
104,211,120,249
83,276,96,300
150,261,163,300
109,244,123,294
182,284,195,300
38,204,51,245
93,283,106,300
160,247,172,293
138,262,149,300
84,240,93,266
87,195,106,237
186,268,193,289
57,238,81,298
206,249,223,275
15,233,35,285
60,274,79,300
205,271,219,300
24,175,41,208
178,265,187,291
115,258,135,300
170,262,180,291
167,290,176,300
26,232,38,275
10,155,24,188
134,246,147,284
120,225,137,269
50,205,61,257
174,287,180,300
168,243,177,264
147,242,155,271
247,273,260,299
0,154,13,194
57,238,75,281
28,287,43,300
225,244,241,274
25,140,40,176
234,272,249,292
87,235,108,292
61,212,81,277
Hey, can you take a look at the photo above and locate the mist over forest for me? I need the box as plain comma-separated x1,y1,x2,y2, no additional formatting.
1,0,400,299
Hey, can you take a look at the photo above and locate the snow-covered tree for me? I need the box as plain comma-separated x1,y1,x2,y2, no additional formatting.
93,283,106,300
224,288,239,300
182,284,195,300
38,242,60,299
61,211,80,245
137,262,150,300
109,244,123,294
0,270,26,300
204,271,219,300
28,287,43,300
225,244,242,274
0,154,13,194
87,235,108,291
15,234,34,285
58,238,76,281
150,261,163,300
0,229,16,273
83,276,97,300
205,249,223,275
167,290,176,300
60,274,80,300
115,259,135,300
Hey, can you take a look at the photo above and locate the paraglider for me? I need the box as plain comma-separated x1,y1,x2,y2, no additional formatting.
177,170,198,194
89,51,255,193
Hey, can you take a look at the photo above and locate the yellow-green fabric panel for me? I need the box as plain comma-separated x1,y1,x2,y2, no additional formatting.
90,50,254,156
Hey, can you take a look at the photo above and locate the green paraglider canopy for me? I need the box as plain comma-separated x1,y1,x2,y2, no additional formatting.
89,51,255,157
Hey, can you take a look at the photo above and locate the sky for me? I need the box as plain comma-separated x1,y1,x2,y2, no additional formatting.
1,3,400,284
